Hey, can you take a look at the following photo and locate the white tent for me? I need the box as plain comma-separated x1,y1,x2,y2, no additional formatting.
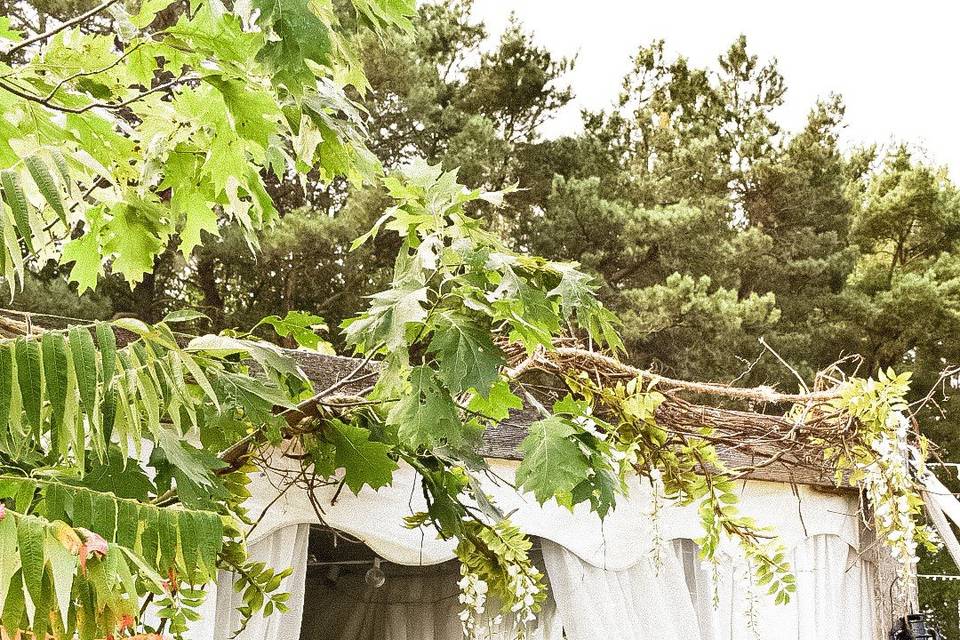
190,455,883,640
176,351,932,640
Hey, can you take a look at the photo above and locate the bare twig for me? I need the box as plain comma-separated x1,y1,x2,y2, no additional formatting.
3,0,123,59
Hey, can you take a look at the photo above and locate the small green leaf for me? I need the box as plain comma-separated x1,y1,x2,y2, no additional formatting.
466,379,522,421
45,531,77,627
516,416,591,506
24,155,66,225
17,516,45,603
162,309,209,324
95,323,117,390
14,338,42,431
0,513,20,611
90,493,117,542
69,326,98,425
1,170,33,253
41,333,69,448
178,351,220,411
0,345,12,441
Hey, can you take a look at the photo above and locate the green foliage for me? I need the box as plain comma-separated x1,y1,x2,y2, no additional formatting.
327,419,398,493
516,415,593,507
254,310,333,352
0,479,222,638
825,369,937,575
455,519,545,638
0,0,414,292
0,0,957,632
0,315,313,637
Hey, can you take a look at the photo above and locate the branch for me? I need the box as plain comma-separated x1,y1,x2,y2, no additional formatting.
3,0,123,59
543,346,842,404
0,75,194,114
42,42,146,104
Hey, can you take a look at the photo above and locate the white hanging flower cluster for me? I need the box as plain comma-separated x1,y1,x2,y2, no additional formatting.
505,561,541,628
458,567,489,639
457,560,541,640
829,370,939,583
455,517,545,640
861,410,922,576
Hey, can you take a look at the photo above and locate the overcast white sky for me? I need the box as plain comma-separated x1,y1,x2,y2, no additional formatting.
471,1,960,177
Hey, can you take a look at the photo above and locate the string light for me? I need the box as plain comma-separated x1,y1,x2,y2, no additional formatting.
365,557,386,588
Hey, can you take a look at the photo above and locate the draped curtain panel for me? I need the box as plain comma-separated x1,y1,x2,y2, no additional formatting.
300,563,561,640
540,539,703,640
672,534,876,640
190,523,312,640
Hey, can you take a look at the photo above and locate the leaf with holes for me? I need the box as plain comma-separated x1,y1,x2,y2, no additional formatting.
386,366,462,448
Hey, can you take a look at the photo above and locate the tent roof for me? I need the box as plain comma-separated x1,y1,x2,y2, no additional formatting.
290,350,843,489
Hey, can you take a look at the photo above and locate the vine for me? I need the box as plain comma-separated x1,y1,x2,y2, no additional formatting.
823,369,939,579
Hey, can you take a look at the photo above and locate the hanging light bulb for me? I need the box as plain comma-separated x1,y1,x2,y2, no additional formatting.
365,558,386,588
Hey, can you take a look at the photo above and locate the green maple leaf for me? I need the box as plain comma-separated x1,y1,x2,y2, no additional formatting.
329,420,398,493
428,312,503,396
204,132,248,198
571,467,621,518
102,202,167,285
547,262,623,352
492,267,561,350
252,0,332,93
547,262,596,313
61,230,103,294
258,311,329,350
207,77,281,149
174,189,219,257
515,416,590,506
467,379,523,421
343,282,429,351
386,366,461,448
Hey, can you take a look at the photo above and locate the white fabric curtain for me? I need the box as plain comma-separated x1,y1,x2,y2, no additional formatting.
540,538,703,640
672,539,715,640
300,563,560,640
671,534,876,640
794,535,875,640
190,523,311,640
